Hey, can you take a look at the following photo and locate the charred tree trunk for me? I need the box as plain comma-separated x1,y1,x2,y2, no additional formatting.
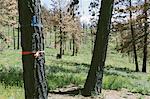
49,30,51,46
59,27,63,58
59,8,63,59
72,35,75,56
7,24,10,37
64,40,67,51
82,0,114,96
142,0,148,73
13,27,16,50
17,24,20,49
90,27,94,54
129,0,139,72
18,0,48,98
7,24,10,48
54,26,57,49
44,33,47,47
82,24,86,44
69,39,72,50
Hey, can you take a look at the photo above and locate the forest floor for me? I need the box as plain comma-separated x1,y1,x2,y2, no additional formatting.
48,87,150,99
48,92,150,99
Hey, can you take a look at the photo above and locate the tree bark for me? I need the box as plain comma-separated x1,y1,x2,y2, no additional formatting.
18,0,48,98
142,0,148,72
82,0,114,96
129,0,139,72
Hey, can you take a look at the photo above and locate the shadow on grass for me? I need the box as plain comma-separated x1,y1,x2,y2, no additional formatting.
104,65,138,79
0,65,23,87
105,65,135,73
49,59,136,74
49,87,82,96
46,64,88,74
49,59,90,68
46,59,90,74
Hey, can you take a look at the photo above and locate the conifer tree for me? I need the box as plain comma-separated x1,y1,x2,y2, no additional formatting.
18,0,48,98
82,0,114,96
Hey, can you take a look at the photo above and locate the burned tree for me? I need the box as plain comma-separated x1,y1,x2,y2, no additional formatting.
18,0,48,98
82,0,114,96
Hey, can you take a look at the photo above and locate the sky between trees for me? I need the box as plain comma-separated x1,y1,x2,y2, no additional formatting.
41,0,91,24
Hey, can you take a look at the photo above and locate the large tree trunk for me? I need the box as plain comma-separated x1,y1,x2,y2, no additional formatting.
129,0,139,72
18,0,48,99
142,0,148,72
82,0,114,96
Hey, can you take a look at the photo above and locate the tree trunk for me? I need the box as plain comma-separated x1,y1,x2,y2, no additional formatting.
72,36,75,56
7,23,10,37
18,0,48,98
17,24,20,49
129,0,139,72
59,9,63,58
142,0,148,73
82,0,114,96
49,30,51,46
69,39,72,50
7,24,10,48
59,27,63,58
90,27,94,54
44,33,47,47
13,27,16,50
54,26,57,49
82,24,86,44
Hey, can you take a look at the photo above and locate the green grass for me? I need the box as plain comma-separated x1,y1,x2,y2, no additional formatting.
0,41,150,98
0,83,24,99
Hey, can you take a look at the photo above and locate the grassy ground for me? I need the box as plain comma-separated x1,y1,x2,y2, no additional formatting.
0,41,150,98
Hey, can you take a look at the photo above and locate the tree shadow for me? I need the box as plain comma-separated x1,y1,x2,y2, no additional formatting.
49,59,90,67
0,65,23,87
104,65,138,79
46,64,88,74
105,65,135,73
49,86,82,96
46,59,90,74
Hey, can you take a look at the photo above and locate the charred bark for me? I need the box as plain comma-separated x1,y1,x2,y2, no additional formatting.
142,0,148,73
82,0,114,96
18,0,48,98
